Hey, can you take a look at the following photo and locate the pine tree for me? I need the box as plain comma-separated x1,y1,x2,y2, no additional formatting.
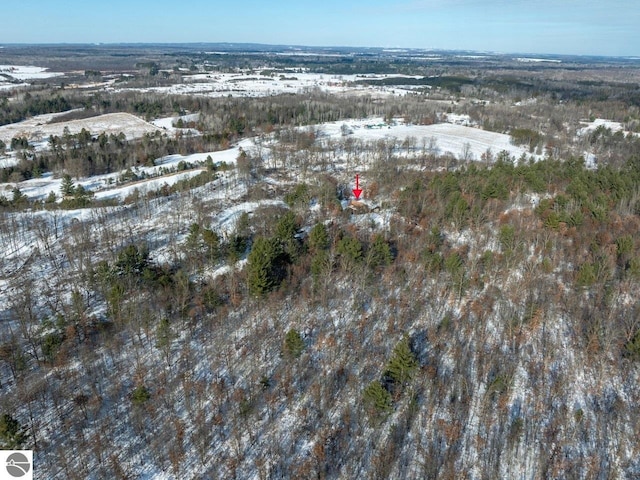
61,174,75,197
11,188,26,206
202,228,220,261
363,381,392,414
308,223,329,252
275,211,297,241
247,237,285,296
275,211,300,261
131,385,151,406
367,234,392,269
156,317,172,349
0,413,26,449
336,234,363,269
283,329,305,358
384,335,418,387
186,223,201,249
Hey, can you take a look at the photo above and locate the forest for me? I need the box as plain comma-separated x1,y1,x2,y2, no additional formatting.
1,45,640,479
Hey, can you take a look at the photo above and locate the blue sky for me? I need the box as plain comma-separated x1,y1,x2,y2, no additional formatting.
1,0,638,56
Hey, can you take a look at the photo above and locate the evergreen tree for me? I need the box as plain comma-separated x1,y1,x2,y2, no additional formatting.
131,385,151,406
363,381,392,414
114,244,151,277
61,174,75,196
202,228,221,261
384,335,418,387
0,413,26,449
156,317,172,349
186,223,201,249
336,234,363,270
11,187,26,206
247,237,285,296
308,222,329,252
367,234,393,269
283,329,305,358
311,250,330,280
45,191,57,204
275,210,297,242
275,211,300,261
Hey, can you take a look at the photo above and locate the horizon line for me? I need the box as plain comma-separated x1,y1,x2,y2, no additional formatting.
0,42,638,60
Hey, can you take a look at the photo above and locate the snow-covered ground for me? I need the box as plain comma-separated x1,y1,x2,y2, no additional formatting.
0,64,63,90
0,82,29,91
1,138,253,202
1,108,638,480
108,71,423,98
0,156,18,169
515,57,561,63
0,112,161,144
0,64,64,80
151,113,201,135
1,114,536,203
316,117,537,162
578,118,638,136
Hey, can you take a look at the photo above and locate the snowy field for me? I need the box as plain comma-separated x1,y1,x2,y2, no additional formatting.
108,71,423,98
0,112,161,144
0,64,63,80
316,117,537,162
0,64,63,90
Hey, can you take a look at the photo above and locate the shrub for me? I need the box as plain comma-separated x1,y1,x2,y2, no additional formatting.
131,385,151,406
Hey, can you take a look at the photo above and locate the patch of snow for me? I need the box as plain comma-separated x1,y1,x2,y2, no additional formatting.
445,113,476,126
151,112,201,135
515,58,561,63
578,118,625,136
0,64,64,80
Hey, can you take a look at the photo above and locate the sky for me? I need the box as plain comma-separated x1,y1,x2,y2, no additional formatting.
1,0,638,57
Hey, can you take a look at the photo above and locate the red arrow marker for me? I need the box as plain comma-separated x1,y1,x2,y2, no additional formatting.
352,174,363,200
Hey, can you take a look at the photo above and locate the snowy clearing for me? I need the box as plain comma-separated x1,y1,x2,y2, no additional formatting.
108,72,423,98
317,118,537,162
0,112,161,144
151,113,201,135
0,64,64,80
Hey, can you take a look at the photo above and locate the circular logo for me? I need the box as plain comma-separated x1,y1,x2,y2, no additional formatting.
6,452,31,478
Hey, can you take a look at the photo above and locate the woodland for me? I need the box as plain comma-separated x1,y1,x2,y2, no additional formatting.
1,45,640,479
